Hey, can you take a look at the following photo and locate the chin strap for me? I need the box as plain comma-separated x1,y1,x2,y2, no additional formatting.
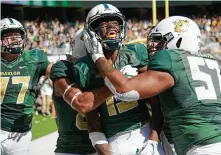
102,39,122,51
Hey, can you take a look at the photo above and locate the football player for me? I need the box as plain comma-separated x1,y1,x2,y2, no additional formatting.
87,15,221,155
50,28,111,155
0,18,52,155
73,4,164,155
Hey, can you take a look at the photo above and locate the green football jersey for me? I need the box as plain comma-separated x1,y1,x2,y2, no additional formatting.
148,49,221,155
122,43,149,68
50,60,96,154
0,49,49,132
74,43,149,89
73,43,151,138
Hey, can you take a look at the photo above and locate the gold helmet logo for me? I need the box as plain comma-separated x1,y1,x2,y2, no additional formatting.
174,20,189,33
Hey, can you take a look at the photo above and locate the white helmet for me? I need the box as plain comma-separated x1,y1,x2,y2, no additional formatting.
148,16,201,52
70,28,87,59
1,18,27,54
85,4,126,50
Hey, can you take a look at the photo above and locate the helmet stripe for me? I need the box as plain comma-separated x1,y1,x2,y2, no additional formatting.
9,18,15,24
103,4,109,9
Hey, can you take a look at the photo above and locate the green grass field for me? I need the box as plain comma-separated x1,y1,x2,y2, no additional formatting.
31,114,57,140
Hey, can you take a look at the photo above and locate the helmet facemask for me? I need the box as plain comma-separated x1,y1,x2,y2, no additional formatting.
87,13,126,51
147,32,174,58
1,29,26,54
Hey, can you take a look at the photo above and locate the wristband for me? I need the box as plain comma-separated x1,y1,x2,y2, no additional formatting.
89,132,108,147
63,83,76,101
70,92,82,110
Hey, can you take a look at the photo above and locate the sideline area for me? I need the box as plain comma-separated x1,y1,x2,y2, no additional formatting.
29,131,58,155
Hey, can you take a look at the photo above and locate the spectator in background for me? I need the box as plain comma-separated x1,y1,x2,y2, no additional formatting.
34,93,43,116
39,76,55,117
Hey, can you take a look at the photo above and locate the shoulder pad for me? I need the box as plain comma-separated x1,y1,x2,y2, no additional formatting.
23,49,48,63
120,43,148,67
73,56,98,89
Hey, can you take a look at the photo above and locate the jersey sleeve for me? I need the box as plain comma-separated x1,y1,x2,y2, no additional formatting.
123,43,149,67
50,60,74,82
72,56,102,90
38,50,50,75
25,49,50,76
134,43,149,67
148,50,178,82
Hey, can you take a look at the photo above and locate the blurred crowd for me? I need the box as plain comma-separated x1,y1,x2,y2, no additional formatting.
23,19,84,53
193,16,221,54
23,16,221,55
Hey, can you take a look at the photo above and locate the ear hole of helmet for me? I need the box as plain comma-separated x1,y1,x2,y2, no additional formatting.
176,37,182,48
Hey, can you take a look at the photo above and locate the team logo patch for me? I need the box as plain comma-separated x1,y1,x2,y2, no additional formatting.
173,19,189,33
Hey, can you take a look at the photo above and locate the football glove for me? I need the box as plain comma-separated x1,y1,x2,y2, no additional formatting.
120,65,138,78
83,29,105,62
136,140,160,155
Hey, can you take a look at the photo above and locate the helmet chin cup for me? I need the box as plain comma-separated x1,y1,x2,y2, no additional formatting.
1,37,25,54
8,47,23,54
1,46,23,54
101,39,121,51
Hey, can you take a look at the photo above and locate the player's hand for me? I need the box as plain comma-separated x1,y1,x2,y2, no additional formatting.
120,65,138,78
136,140,159,155
83,28,105,62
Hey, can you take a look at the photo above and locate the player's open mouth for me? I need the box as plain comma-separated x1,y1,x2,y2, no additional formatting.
106,30,117,39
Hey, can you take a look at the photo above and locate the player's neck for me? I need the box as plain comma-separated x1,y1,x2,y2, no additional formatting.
1,53,21,62
104,50,119,64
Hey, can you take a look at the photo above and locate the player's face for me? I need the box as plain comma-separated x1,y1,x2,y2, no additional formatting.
1,31,23,49
147,38,157,58
147,34,166,59
98,20,121,40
